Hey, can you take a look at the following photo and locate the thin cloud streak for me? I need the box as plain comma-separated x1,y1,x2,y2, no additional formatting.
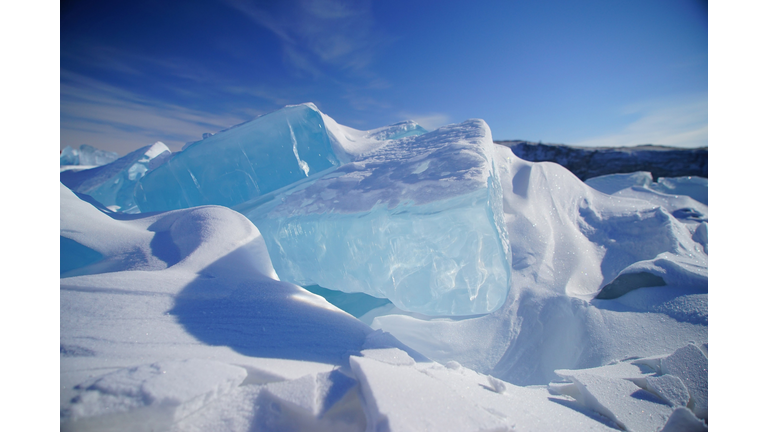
573,95,708,148
61,71,251,154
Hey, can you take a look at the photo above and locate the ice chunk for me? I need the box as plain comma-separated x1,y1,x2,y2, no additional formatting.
243,119,510,316
78,144,121,166
659,407,708,432
661,344,708,418
645,374,690,407
61,144,120,167
60,142,171,213
349,355,511,431
259,370,359,418
135,103,341,212
60,145,79,166
562,373,673,432
365,120,428,141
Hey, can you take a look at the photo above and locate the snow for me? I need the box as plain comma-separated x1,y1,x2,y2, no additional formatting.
61,103,709,431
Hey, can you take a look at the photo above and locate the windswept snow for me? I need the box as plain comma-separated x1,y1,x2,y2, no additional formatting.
61,103,708,431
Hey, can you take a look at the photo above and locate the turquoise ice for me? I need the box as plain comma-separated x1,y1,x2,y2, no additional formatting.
135,103,340,212
242,119,510,316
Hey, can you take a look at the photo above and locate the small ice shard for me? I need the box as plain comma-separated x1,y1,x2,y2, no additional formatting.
661,344,708,419
60,144,120,167
243,119,510,316
564,373,672,432
60,142,171,213
487,375,507,394
250,370,366,431
365,120,428,141
60,145,80,166
645,374,690,407
659,407,708,432
135,103,341,212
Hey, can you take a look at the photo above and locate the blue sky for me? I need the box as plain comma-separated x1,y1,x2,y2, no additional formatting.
61,0,708,154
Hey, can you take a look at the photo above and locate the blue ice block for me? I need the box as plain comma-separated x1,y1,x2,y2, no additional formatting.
135,103,340,212
242,119,510,316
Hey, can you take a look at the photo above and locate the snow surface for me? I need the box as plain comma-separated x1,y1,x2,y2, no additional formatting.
61,104,708,431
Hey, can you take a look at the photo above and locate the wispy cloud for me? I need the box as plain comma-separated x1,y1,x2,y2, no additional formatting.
573,94,708,148
223,0,386,80
60,71,252,154
397,112,452,131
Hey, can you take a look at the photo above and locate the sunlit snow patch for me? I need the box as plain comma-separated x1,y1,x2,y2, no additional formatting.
242,119,510,316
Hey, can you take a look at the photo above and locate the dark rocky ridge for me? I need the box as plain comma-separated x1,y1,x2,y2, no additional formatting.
495,140,708,181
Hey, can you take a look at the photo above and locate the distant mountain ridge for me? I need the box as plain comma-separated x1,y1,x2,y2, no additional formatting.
495,140,708,181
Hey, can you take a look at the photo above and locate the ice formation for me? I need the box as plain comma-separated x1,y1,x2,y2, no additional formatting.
135,103,343,212
60,103,709,431
242,119,510,316
60,142,171,213
60,144,120,167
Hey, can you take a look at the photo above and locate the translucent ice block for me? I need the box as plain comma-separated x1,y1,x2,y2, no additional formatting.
135,103,340,212
60,142,171,213
60,144,119,167
242,119,510,316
